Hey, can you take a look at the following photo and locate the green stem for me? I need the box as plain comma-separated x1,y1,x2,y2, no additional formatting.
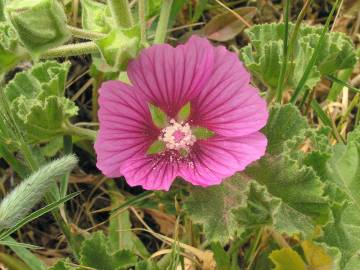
138,0,147,43
40,42,99,59
0,145,29,178
67,25,106,40
107,0,133,28
64,123,98,141
275,0,291,103
154,0,174,44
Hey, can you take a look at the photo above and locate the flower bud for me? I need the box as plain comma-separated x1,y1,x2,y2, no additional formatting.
5,0,71,56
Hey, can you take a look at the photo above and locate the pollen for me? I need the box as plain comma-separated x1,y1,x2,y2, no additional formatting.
159,119,196,151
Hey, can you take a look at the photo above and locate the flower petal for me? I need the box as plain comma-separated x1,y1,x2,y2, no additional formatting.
127,36,215,117
94,81,158,177
120,154,180,190
190,46,268,137
180,132,267,186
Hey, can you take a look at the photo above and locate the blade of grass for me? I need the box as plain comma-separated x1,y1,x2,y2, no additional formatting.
290,0,340,104
326,74,360,94
5,237,47,270
111,191,154,214
0,241,42,250
154,0,174,44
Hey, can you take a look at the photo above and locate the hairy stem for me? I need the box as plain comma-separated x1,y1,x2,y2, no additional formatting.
67,25,106,40
40,42,99,59
138,0,146,43
107,0,133,28
154,0,174,44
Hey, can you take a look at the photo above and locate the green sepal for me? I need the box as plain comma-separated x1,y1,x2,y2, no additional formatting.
177,102,191,122
5,0,71,56
192,126,215,140
148,103,168,129
94,26,141,72
80,0,112,34
147,140,166,155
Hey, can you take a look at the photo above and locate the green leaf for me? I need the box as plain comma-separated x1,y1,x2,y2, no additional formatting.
0,0,4,21
269,248,306,270
262,104,308,155
5,0,71,56
321,128,360,268
177,102,191,122
233,181,315,239
241,23,357,92
184,174,248,244
210,242,231,270
80,0,111,33
4,61,78,143
148,103,168,129
0,22,26,76
147,140,166,155
192,126,215,140
48,259,75,270
94,26,141,72
80,231,138,270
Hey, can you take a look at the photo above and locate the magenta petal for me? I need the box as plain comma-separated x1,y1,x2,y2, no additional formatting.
94,81,158,177
120,155,179,191
190,45,268,137
127,36,215,117
180,132,267,187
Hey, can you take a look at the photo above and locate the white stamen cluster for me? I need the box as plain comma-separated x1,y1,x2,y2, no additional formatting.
159,119,196,151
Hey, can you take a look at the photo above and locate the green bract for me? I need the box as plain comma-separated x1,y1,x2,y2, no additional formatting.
0,22,26,76
3,61,78,143
241,23,357,92
5,0,71,56
94,26,141,72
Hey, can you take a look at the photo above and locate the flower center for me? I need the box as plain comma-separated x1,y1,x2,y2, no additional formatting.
159,119,196,151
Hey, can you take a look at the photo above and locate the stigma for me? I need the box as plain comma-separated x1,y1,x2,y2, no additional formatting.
159,119,196,151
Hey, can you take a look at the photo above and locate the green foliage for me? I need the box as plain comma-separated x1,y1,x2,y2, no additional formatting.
80,231,137,270
80,0,111,33
241,23,357,92
3,61,78,143
4,0,71,56
185,175,248,244
94,26,141,72
320,126,360,269
0,22,26,76
185,104,330,244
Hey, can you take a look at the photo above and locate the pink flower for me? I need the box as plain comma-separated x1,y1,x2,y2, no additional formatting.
94,36,268,190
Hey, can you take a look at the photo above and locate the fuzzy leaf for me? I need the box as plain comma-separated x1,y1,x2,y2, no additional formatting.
80,0,111,33
5,0,71,56
321,127,360,269
48,259,75,270
4,61,78,142
269,248,306,270
241,23,357,92
184,175,248,244
301,241,336,270
94,26,141,72
80,231,137,270
233,181,314,238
